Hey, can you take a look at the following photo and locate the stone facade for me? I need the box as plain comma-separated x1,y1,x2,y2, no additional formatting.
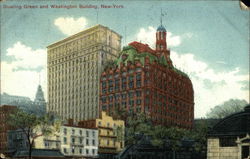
207,138,238,159
47,24,121,121
207,105,250,159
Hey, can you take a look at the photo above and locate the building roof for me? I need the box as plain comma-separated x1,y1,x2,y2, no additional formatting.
157,25,166,32
13,149,64,158
106,42,188,78
47,24,121,49
208,105,250,137
114,43,167,67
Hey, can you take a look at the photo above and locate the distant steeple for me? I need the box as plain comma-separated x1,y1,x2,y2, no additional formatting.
34,73,45,103
35,85,45,103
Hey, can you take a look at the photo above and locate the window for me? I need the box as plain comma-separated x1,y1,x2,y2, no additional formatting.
86,149,89,154
122,77,126,83
72,129,75,135
80,138,83,144
129,100,134,106
92,131,95,137
109,96,113,102
136,91,141,97
108,80,113,87
63,137,67,144
86,139,89,145
79,148,82,154
136,73,141,80
101,97,107,103
136,80,141,87
122,93,126,100
72,148,75,154
219,137,237,147
92,139,95,146
102,105,107,111
136,99,141,105
115,79,120,91
71,137,75,144
92,149,95,155
79,130,82,135
64,148,67,154
63,128,67,135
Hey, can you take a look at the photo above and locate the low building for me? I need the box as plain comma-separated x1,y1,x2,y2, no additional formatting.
33,124,61,150
115,134,202,159
60,125,99,158
207,105,250,159
0,105,17,154
79,111,125,158
7,129,30,152
7,122,98,159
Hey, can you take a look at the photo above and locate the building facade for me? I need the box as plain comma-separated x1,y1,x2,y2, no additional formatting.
7,123,98,158
47,25,122,121
34,125,61,150
79,111,125,156
99,25,194,129
207,105,250,159
7,129,29,152
60,125,98,158
0,105,17,153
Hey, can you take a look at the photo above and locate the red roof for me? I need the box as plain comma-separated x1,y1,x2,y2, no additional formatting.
129,41,156,54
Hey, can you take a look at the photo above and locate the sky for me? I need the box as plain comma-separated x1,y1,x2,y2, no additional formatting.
0,1,249,118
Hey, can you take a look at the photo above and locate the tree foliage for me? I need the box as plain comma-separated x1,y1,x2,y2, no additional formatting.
206,99,248,119
112,105,209,153
190,119,209,152
125,112,152,145
8,109,53,159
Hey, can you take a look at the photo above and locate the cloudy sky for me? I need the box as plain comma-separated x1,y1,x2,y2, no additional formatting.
1,1,249,118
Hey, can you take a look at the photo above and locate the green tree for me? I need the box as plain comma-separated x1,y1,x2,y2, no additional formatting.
190,119,209,152
125,112,152,145
8,110,53,159
206,99,248,119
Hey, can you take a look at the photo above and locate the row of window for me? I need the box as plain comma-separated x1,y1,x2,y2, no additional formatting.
101,91,142,103
63,128,96,137
63,137,96,146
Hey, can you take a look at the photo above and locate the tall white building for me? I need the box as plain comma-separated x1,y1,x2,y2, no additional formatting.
47,25,121,121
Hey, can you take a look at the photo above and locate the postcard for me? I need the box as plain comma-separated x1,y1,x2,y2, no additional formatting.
0,0,249,158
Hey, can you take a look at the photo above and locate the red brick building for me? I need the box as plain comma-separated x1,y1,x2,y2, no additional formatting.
99,25,194,129
0,105,17,153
